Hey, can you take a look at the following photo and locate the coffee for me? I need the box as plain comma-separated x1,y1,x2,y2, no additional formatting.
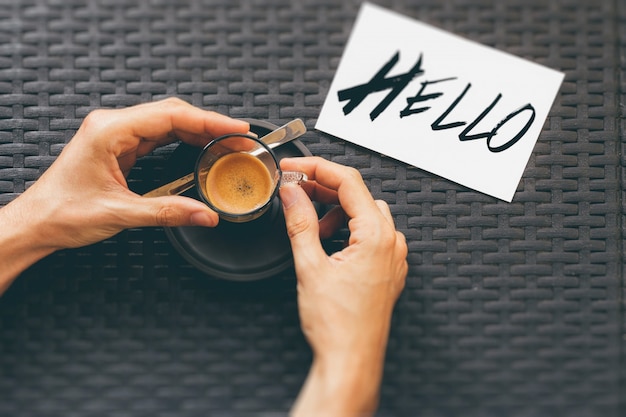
205,152,274,214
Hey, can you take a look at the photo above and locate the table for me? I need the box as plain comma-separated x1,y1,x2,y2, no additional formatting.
1,0,624,416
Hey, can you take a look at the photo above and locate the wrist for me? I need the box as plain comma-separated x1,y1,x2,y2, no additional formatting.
291,346,386,417
0,196,57,292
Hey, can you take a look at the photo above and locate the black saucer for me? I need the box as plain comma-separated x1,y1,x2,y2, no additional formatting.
164,119,316,281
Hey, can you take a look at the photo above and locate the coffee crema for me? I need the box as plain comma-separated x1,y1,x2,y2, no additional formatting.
204,152,274,214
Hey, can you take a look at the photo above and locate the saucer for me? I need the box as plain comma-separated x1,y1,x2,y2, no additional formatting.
164,119,316,281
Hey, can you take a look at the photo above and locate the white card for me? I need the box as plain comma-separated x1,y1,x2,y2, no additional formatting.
316,2,564,202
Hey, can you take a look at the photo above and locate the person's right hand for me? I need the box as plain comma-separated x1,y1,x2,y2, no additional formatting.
280,156,408,417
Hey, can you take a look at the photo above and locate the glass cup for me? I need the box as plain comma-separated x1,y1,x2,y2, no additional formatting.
195,134,307,223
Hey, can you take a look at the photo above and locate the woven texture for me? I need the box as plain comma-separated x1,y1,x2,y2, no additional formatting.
0,0,624,416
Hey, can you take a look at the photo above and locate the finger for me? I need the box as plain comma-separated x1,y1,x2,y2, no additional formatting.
374,199,396,227
279,184,327,271
299,179,339,206
130,98,249,144
125,195,220,228
280,157,379,220
99,98,249,156
318,205,347,240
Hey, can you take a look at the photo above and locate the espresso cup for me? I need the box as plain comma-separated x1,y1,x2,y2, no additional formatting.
195,134,307,223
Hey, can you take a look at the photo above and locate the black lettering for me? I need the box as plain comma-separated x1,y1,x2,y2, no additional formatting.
430,83,471,131
337,52,424,121
400,77,457,118
458,93,502,141
486,104,536,152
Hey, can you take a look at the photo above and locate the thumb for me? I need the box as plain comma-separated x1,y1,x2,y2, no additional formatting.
127,195,219,228
280,184,326,268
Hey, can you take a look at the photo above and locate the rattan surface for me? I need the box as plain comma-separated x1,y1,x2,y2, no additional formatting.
0,0,624,416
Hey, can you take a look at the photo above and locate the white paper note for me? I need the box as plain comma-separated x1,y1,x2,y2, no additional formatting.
316,2,564,202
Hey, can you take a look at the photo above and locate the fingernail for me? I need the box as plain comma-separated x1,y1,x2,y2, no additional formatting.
279,184,299,210
279,157,294,169
190,211,217,227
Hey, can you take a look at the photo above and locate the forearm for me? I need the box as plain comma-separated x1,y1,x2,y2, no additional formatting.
290,348,386,417
0,198,56,294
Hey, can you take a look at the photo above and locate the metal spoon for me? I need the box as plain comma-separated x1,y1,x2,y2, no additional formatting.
143,118,306,198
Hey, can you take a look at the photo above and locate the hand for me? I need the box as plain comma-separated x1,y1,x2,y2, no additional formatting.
280,157,408,417
0,98,249,289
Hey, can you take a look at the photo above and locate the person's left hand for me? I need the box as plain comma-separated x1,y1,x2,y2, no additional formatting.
9,98,249,250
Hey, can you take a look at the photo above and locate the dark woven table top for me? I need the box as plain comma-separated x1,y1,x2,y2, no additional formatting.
1,0,625,416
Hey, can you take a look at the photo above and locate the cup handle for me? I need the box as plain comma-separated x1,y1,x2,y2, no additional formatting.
280,171,307,187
